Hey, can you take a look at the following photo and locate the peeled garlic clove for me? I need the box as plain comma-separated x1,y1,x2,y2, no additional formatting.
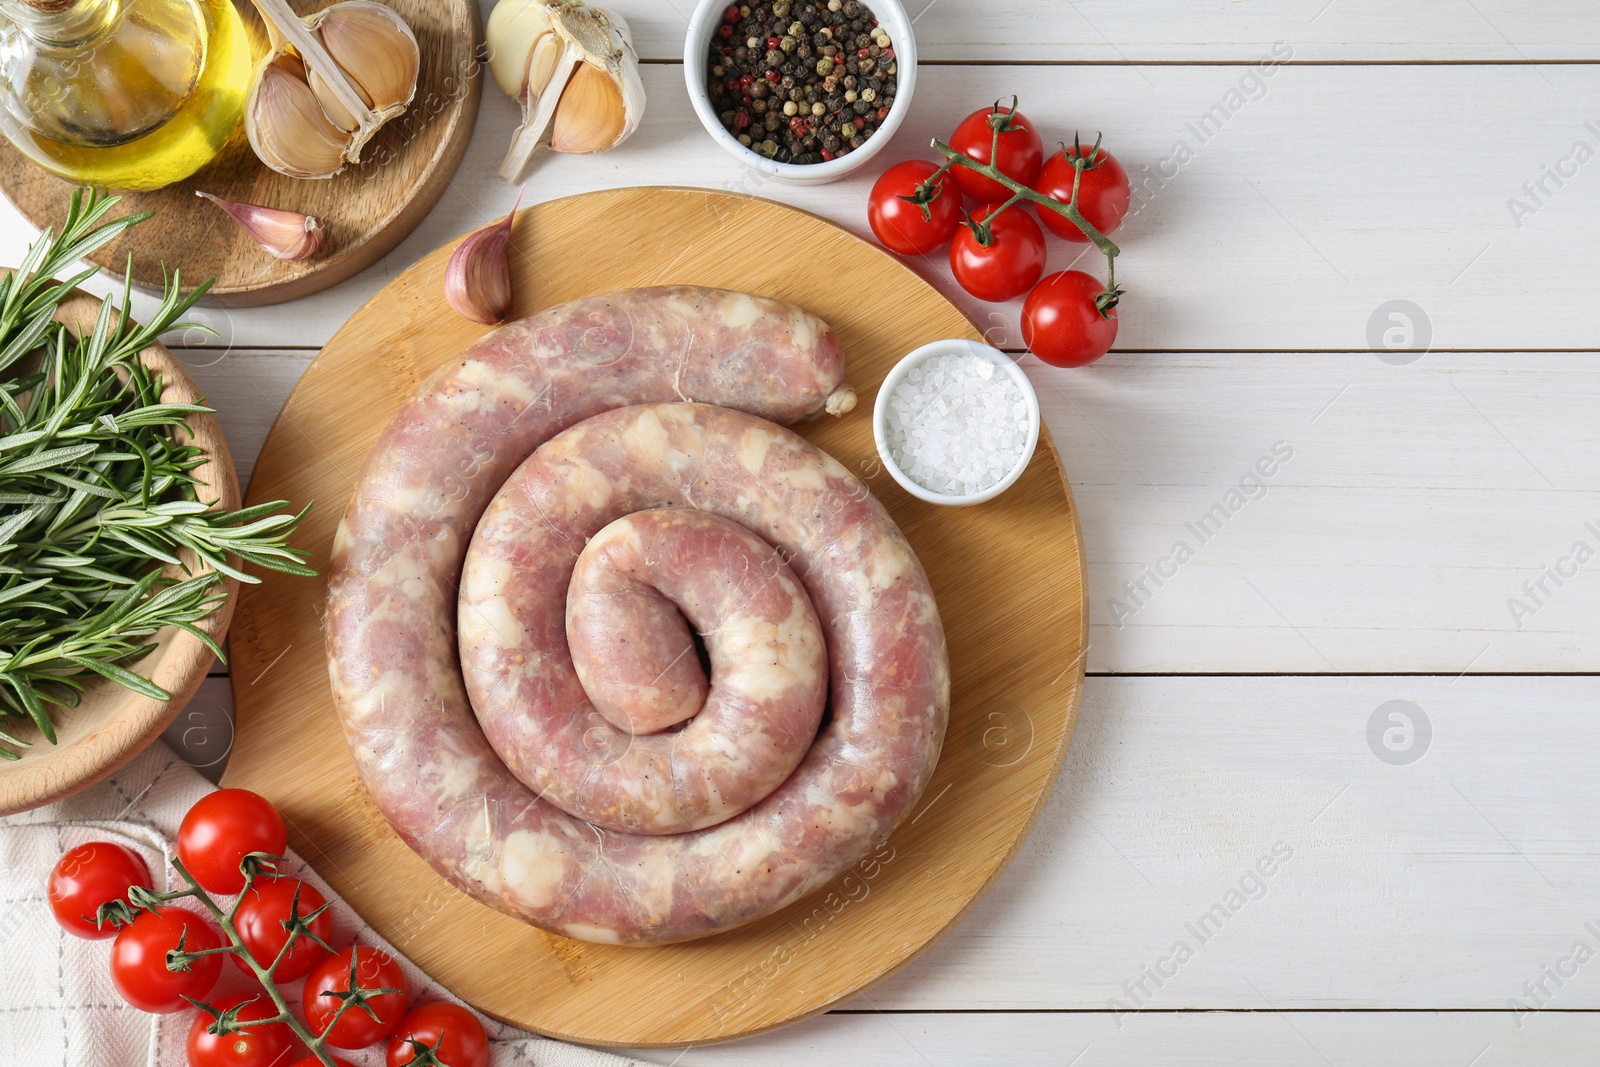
486,0,552,98
312,1,418,116
445,196,520,324
246,53,352,179
196,191,324,260
525,25,566,101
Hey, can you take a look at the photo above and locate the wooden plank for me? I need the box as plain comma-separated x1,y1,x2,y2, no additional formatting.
576,0,1600,63
192,349,1600,674
7,62,1600,351
616,1010,1600,1066
852,674,1600,1011
192,674,1600,1010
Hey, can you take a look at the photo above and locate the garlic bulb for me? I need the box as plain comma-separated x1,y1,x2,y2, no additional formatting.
486,0,645,182
244,0,420,179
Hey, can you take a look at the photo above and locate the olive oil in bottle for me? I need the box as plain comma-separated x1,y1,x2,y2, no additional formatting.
0,0,252,190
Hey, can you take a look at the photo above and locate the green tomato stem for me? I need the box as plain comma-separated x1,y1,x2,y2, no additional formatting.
930,138,1121,262
165,857,349,1067
921,110,1122,308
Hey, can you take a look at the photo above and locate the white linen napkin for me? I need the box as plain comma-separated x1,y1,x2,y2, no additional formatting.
0,740,645,1067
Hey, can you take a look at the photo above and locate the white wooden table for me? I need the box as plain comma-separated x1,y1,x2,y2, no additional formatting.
8,2,1600,1062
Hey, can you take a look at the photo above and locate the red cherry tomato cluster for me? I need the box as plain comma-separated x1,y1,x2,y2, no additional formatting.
47,788,489,1067
866,97,1133,368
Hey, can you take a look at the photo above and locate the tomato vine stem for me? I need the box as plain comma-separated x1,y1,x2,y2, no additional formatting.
118,854,402,1067
917,101,1123,311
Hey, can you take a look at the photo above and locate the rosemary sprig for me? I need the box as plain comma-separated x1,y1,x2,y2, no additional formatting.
0,188,314,759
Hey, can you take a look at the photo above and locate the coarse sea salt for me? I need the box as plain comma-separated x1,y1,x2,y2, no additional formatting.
884,351,1028,497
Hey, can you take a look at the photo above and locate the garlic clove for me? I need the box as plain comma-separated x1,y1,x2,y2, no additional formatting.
550,61,626,154
499,38,580,182
246,53,353,179
525,25,566,101
486,0,552,98
313,1,418,116
445,195,521,324
196,191,324,260
308,64,364,132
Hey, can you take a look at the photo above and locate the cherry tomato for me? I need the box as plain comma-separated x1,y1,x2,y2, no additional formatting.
304,946,410,1050
185,992,294,1067
1021,270,1119,368
1034,143,1132,242
385,1002,490,1067
867,160,963,256
290,1059,354,1067
949,204,1047,303
947,102,1045,203
178,789,288,895
47,841,152,939
233,876,333,983
110,907,223,1013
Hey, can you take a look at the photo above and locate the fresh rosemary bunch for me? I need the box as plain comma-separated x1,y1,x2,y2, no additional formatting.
0,188,313,759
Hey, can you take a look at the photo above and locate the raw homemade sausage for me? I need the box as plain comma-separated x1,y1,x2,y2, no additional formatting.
526,507,828,834
326,287,948,945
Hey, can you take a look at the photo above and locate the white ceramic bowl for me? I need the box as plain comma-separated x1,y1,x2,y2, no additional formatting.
683,0,918,185
873,339,1041,507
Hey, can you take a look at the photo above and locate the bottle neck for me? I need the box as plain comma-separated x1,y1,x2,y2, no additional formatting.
2,0,120,48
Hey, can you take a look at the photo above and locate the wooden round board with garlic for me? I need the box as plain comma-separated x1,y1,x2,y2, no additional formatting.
0,0,481,306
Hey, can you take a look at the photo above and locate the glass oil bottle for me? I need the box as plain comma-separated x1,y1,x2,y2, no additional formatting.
0,0,253,190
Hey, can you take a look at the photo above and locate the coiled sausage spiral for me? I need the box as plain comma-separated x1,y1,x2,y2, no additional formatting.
326,287,949,945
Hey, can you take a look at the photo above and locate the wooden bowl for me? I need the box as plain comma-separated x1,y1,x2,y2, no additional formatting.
0,286,240,815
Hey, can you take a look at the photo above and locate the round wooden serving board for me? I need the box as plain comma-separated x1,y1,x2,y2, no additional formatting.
0,0,480,308
224,187,1087,1047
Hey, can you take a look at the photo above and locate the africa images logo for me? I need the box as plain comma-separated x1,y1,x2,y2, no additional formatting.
1107,442,1294,628
1107,842,1295,1028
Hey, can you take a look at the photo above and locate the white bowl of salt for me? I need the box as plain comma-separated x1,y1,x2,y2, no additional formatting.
873,339,1040,506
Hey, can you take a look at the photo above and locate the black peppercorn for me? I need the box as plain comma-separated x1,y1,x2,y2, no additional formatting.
706,0,896,165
